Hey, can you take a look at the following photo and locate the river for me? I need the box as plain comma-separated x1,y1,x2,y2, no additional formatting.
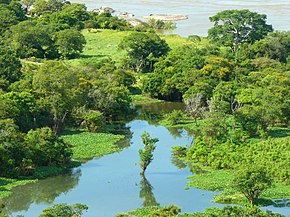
70,0,290,37
3,102,290,216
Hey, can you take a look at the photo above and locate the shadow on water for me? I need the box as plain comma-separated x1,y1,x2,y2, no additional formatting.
139,175,159,207
3,169,81,213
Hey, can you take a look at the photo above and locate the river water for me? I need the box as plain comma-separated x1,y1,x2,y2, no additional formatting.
4,103,290,216
70,0,290,36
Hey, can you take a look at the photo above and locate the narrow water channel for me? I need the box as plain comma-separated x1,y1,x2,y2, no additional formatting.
4,103,290,216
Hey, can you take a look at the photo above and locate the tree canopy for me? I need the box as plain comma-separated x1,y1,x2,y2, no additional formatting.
208,9,273,62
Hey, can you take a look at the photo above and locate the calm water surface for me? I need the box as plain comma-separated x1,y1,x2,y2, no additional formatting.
4,103,290,216
70,0,290,36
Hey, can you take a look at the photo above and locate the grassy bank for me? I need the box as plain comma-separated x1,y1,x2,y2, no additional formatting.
187,167,290,206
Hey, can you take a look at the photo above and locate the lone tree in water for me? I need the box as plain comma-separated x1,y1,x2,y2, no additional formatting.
139,131,158,175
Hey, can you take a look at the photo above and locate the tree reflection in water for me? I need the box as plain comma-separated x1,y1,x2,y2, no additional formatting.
139,175,159,207
4,169,81,213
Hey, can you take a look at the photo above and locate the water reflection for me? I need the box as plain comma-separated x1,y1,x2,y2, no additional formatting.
171,157,187,169
4,169,81,213
139,175,159,207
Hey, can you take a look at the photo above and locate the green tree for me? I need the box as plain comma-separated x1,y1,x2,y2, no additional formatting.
0,119,25,177
208,9,273,62
25,127,72,166
0,4,18,35
236,87,282,136
7,21,57,59
31,0,65,15
55,28,86,59
0,91,39,132
39,203,88,217
139,131,158,175
32,61,79,133
233,167,272,206
88,80,132,120
119,32,170,72
0,47,22,90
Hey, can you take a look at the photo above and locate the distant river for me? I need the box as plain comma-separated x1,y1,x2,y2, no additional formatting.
71,0,290,36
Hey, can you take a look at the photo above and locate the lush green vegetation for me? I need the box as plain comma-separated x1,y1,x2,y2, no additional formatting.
0,0,289,215
116,205,285,217
61,132,124,159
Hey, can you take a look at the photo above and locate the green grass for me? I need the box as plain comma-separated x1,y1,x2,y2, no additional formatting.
187,167,290,206
68,29,131,66
0,178,35,199
61,131,125,159
68,29,207,67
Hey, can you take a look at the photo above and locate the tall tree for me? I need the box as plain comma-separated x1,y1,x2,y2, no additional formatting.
32,61,78,133
139,131,158,175
208,10,273,62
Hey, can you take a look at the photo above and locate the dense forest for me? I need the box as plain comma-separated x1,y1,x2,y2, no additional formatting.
0,0,289,216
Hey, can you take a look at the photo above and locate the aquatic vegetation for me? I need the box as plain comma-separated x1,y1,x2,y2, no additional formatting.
61,132,125,159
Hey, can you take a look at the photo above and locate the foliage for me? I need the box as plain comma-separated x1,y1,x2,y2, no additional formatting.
79,109,104,132
39,203,88,217
0,46,22,90
85,12,130,31
55,28,86,59
6,21,57,59
119,32,170,72
208,9,273,62
0,91,39,132
182,206,285,217
0,3,18,35
61,132,124,159
88,79,132,120
233,167,273,205
117,205,284,217
31,0,65,16
25,127,72,166
116,205,181,217
0,118,26,177
162,110,185,126
139,131,159,175
32,60,79,133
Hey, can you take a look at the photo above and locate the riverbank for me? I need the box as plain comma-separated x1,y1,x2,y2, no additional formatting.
0,131,125,200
